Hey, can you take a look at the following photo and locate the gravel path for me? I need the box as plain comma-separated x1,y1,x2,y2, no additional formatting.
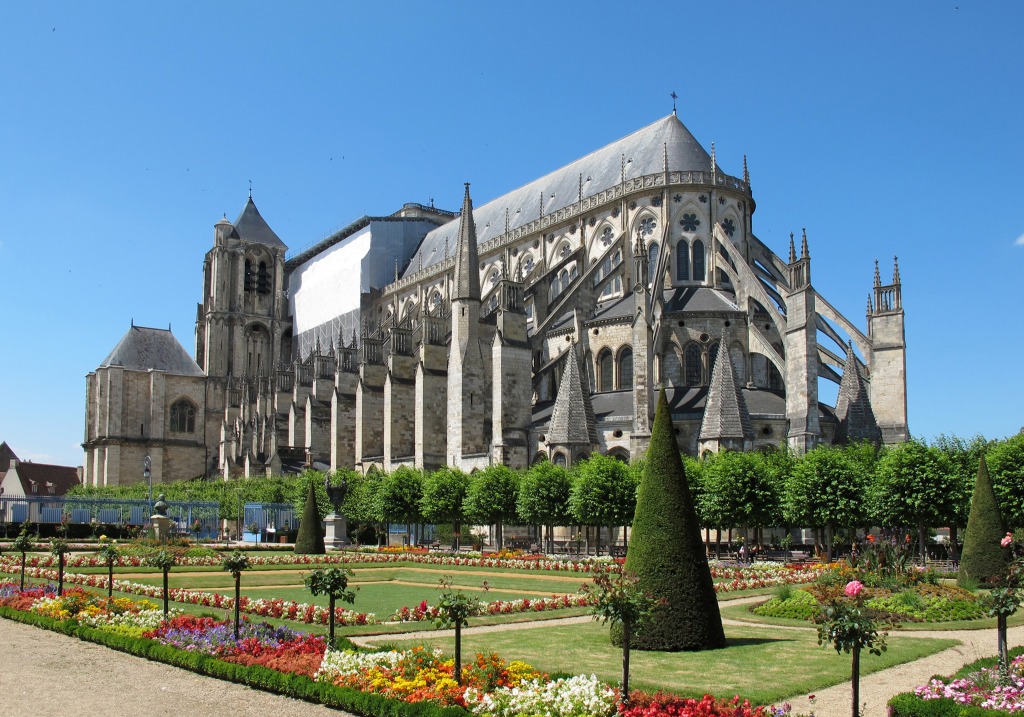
0,617,352,717
2,596,1019,717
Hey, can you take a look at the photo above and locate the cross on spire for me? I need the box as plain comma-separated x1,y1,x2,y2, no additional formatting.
671,91,678,116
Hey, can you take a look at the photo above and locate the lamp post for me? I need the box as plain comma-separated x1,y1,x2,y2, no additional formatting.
144,455,152,514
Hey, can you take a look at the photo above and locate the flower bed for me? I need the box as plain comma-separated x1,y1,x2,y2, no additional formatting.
753,583,984,623
914,654,1024,712
619,691,772,717
391,593,595,623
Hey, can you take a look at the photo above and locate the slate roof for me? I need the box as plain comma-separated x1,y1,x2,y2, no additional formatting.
0,442,17,473
546,343,598,446
233,197,286,249
699,329,754,441
834,343,881,444
7,461,81,496
404,114,725,278
663,287,739,313
99,326,205,377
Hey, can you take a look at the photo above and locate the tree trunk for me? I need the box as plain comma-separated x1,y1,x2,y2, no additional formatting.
998,613,1009,674
826,523,834,563
162,567,170,616
455,620,463,685
622,616,632,705
329,595,336,645
108,563,114,597
453,521,460,551
233,573,241,639
57,553,65,596
919,524,928,565
851,643,861,717
715,529,721,559
20,551,26,591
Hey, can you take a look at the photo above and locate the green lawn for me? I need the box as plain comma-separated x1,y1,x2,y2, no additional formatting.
407,620,957,705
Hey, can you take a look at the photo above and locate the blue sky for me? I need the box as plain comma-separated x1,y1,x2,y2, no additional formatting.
2,1,1021,468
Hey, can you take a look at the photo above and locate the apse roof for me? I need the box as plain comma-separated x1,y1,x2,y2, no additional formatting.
405,114,721,277
233,197,286,249
98,326,205,377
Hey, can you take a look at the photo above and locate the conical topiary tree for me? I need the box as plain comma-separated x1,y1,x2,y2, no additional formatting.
959,455,1007,587
294,481,326,554
618,387,725,651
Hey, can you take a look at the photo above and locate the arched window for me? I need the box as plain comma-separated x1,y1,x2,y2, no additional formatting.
553,452,567,467
170,399,196,433
676,241,690,281
618,348,633,390
684,343,702,386
244,259,255,292
648,242,660,287
663,349,682,386
768,362,783,390
692,240,706,281
597,350,614,392
256,261,271,294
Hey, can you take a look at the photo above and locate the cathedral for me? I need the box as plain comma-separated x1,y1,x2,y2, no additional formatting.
83,113,907,486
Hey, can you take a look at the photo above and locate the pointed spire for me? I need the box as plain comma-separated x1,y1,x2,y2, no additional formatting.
743,155,750,186
866,294,874,314
547,342,599,448
873,259,881,287
893,255,901,284
699,330,754,444
453,183,481,301
788,232,796,263
800,228,809,259
710,142,717,174
350,329,358,349
834,341,881,446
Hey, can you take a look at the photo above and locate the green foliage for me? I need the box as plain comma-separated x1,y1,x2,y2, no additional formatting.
12,527,34,555
376,466,424,526
97,544,120,566
294,480,326,555
871,440,966,532
623,388,725,651
50,538,70,557
569,454,637,530
701,450,780,533
146,549,177,571
516,459,571,527
959,454,1008,587
433,576,483,630
816,594,887,657
463,465,519,536
304,566,356,604
420,467,470,531
753,589,819,620
987,432,1024,529
220,550,251,577
589,569,662,630
783,445,867,532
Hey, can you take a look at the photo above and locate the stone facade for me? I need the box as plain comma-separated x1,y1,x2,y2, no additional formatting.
87,114,908,484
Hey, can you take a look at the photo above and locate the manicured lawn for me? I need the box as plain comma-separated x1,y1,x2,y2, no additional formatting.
406,620,957,705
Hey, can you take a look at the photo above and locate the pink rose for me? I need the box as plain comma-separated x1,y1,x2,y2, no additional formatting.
844,580,864,598
1002,533,1014,548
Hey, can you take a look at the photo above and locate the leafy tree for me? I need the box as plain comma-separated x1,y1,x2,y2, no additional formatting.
147,550,177,616
702,450,780,553
50,539,69,596
933,433,990,544
97,542,120,597
305,566,355,646
376,467,424,546
294,480,326,555
12,527,33,591
816,580,887,717
784,446,868,561
588,569,662,703
959,455,1008,587
463,465,519,550
343,470,385,546
221,551,251,639
622,388,724,651
433,576,484,684
871,440,966,563
517,459,571,554
421,467,470,549
987,432,1024,529
569,454,637,555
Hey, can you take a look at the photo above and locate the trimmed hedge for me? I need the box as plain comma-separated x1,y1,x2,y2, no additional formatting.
0,608,466,717
294,481,326,555
887,646,1024,717
959,455,1008,587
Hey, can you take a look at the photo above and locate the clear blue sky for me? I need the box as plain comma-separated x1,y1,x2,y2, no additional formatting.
2,1,1021,468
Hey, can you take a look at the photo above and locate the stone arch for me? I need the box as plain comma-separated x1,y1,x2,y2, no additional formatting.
616,346,633,390
684,342,702,386
169,397,197,433
607,447,630,462
532,451,549,465
245,322,271,374
596,348,614,392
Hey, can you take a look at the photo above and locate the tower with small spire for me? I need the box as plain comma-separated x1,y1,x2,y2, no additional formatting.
491,246,531,467
546,342,598,464
783,228,820,453
447,184,490,464
867,257,908,442
698,329,754,454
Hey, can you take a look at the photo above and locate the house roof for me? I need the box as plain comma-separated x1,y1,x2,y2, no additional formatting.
6,461,81,497
98,325,205,377
0,442,17,472
233,197,286,249
405,114,728,277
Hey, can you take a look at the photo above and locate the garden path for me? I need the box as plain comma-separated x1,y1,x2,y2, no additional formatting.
0,616,354,717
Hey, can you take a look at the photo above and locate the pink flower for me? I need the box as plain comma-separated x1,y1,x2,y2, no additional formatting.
844,580,864,598
1002,533,1014,548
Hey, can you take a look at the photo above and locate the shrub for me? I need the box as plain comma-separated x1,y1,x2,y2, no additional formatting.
294,481,326,555
752,589,818,621
959,455,1008,587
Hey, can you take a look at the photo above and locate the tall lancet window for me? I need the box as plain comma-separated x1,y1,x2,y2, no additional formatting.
692,240,706,282
648,242,660,288
676,241,690,281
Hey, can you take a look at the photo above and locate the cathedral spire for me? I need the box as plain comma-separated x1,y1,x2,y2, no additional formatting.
834,341,881,446
546,342,599,454
873,259,881,287
800,228,809,259
788,232,796,263
743,154,750,186
893,255,901,284
453,183,480,302
699,329,754,451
